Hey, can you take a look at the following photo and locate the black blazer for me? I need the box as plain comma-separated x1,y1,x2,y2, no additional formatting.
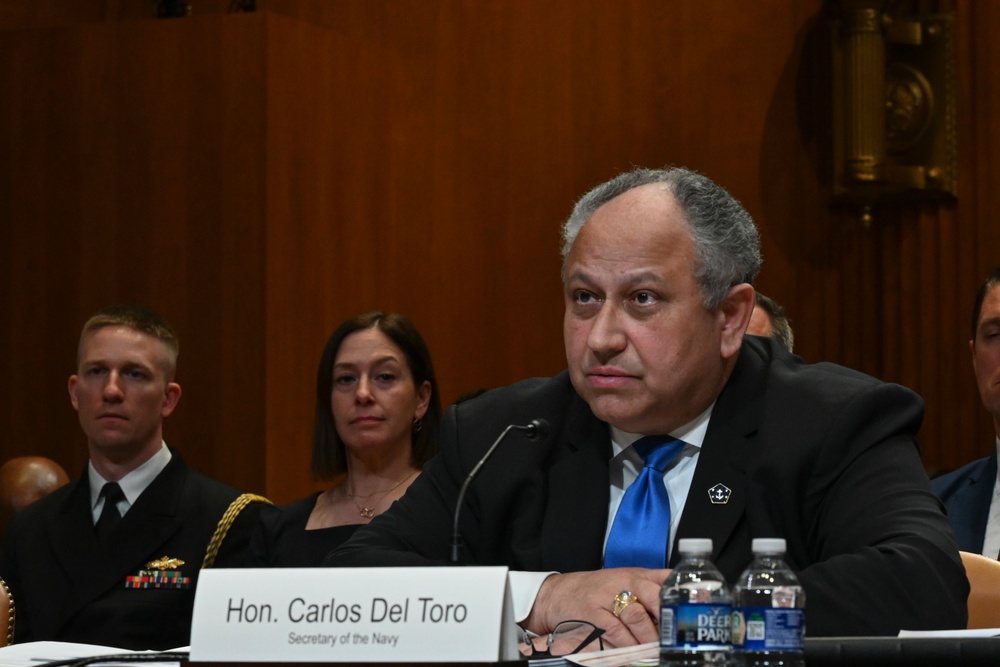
327,337,967,636
246,493,361,567
932,450,998,553
0,450,259,650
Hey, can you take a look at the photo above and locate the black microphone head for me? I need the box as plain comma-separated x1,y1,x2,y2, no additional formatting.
525,418,550,442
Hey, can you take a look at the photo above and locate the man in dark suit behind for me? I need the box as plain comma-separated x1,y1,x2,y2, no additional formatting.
933,267,1000,556
0,304,263,650
327,167,967,646
746,291,794,353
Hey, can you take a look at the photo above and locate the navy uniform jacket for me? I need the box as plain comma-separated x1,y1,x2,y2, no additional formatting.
327,337,968,636
0,450,260,650
932,450,998,554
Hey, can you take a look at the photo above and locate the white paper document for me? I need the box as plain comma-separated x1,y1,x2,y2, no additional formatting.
897,628,1000,638
0,642,184,667
563,641,659,666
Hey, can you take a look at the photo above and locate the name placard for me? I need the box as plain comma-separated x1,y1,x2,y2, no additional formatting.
189,567,517,663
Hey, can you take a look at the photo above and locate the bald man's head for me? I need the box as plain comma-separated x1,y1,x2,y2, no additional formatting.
0,457,70,535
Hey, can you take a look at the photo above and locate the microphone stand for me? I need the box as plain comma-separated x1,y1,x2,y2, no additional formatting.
449,420,548,564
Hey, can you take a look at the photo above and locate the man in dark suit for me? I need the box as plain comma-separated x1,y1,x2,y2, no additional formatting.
933,267,1000,556
746,291,794,353
327,167,967,645
0,304,263,650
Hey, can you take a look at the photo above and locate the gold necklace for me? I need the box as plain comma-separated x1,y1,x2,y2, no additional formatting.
347,470,418,519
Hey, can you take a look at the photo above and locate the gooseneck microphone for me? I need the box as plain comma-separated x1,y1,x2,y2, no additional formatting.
449,418,550,564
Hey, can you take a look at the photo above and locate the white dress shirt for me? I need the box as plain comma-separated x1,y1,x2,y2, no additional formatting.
980,437,1000,559
605,403,713,563
89,442,172,523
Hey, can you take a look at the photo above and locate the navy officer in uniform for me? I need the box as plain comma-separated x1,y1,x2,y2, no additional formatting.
0,304,265,650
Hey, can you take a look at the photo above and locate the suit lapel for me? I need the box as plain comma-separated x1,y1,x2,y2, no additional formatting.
47,475,119,633
101,456,186,576
952,452,997,552
673,343,763,567
675,420,751,567
540,394,611,571
47,456,187,633
532,345,770,572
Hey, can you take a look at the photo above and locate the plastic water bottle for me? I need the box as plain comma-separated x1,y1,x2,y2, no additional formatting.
659,538,733,666
731,538,805,667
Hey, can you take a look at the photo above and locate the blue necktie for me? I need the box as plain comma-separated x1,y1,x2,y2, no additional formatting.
604,435,684,568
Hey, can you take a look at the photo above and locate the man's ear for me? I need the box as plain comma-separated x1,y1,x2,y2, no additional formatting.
68,375,80,411
718,283,756,359
161,382,182,418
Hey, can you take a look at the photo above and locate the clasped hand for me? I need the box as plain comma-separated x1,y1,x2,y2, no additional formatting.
522,567,670,650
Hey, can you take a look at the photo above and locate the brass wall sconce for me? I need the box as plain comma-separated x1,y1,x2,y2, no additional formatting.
829,1,956,210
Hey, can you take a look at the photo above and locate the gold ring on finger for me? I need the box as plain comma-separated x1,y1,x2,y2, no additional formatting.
612,590,638,618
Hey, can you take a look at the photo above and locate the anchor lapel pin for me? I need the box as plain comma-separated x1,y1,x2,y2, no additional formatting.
707,483,732,504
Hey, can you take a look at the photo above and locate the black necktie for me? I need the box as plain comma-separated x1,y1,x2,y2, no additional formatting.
95,482,125,543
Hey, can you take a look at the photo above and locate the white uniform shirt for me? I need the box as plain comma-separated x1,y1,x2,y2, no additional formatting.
89,442,172,523
980,437,1000,559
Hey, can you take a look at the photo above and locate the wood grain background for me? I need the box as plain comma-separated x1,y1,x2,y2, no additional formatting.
0,0,994,503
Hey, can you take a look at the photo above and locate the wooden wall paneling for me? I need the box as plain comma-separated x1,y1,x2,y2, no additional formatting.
916,206,960,470
913,204,937,469
2,0,843,499
183,14,269,491
922,201,964,473
0,0,248,30
749,3,835,368
861,215,882,376
103,15,270,493
773,0,1000,474
952,0,1000,471
259,7,576,502
256,1,834,502
943,204,982,473
11,0,1000,495
913,205,940,459
0,1,107,30
752,6,829,357
0,15,269,492
263,14,370,504
892,207,916,387
0,25,82,473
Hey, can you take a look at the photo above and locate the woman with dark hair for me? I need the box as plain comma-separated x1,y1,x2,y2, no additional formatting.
247,312,441,566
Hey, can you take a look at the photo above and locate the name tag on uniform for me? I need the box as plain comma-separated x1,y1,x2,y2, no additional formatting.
189,567,517,662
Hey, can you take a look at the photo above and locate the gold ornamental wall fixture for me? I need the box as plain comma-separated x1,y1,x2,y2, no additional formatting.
829,0,956,208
